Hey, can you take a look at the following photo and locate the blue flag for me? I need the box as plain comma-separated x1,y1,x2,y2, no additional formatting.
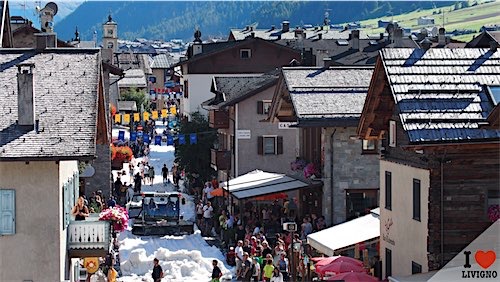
130,132,137,141
167,135,174,146
143,134,150,144
190,133,197,144
118,130,125,141
155,135,162,145
178,134,185,145
137,131,143,137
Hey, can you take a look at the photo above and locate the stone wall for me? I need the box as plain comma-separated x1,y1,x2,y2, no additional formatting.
84,144,112,197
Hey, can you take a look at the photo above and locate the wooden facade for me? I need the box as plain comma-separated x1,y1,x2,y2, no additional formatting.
209,110,230,129
210,148,231,171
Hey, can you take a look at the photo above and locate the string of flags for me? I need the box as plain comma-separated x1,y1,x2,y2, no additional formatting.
114,106,177,124
117,130,198,145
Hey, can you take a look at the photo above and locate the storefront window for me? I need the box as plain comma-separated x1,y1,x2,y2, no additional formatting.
346,189,379,220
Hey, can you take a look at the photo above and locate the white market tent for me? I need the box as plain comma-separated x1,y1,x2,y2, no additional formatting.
223,170,315,200
307,208,380,256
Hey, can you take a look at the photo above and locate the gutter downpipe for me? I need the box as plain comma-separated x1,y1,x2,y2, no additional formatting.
440,150,447,267
235,103,239,177
330,129,337,226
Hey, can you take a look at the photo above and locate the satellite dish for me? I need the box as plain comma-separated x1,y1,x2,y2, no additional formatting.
45,2,58,16
80,164,95,178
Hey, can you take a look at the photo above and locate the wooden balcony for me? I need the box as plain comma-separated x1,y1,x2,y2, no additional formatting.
209,110,229,129
67,216,111,258
211,148,231,171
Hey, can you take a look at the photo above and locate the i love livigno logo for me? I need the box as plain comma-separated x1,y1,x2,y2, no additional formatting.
428,220,500,282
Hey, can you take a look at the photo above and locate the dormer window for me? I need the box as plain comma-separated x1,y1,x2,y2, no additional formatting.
240,49,251,59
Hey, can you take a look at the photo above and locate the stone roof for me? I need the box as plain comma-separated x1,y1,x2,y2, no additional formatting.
381,48,500,143
230,27,367,41
282,67,374,121
0,49,101,160
117,68,147,88
117,101,137,112
151,54,172,69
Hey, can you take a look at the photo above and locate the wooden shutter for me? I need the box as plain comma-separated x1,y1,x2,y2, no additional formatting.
257,136,263,155
0,190,15,235
184,80,189,98
257,101,263,114
277,136,283,154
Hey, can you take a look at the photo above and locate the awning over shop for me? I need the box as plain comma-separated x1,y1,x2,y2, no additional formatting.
307,208,380,256
223,170,318,200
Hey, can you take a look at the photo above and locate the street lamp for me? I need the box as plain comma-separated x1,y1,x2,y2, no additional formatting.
283,222,298,280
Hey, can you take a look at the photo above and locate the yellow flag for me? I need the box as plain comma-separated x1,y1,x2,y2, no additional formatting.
143,112,150,121
133,113,140,122
123,114,130,123
152,110,159,120
161,109,168,118
170,106,177,115
114,114,121,123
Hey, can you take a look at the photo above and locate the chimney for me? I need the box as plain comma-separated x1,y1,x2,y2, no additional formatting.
438,27,446,46
282,21,290,33
35,33,57,49
17,64,36,127
323,57,332,68
318,33,323,40
250,32,255,38
250,26,254,31
420,38,432,50
351,29,360,50
490,41,498,52
393,28,403,47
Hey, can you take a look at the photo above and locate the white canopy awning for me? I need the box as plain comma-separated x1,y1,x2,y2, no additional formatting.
307,208,380,256
223,170,314,200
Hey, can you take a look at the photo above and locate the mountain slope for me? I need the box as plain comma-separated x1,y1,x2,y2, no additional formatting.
55,1,458,42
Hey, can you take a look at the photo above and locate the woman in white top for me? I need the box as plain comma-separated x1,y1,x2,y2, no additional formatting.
270,268,283,282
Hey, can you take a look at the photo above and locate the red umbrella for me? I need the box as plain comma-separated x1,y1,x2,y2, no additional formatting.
254,192,288,201
326,271,379,282
316,261,365,276
313,256,364,268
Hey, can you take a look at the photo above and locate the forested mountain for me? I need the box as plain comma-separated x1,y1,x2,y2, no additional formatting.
55,1,458,42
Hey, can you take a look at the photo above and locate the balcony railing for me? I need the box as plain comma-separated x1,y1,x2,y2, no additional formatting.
209,110,229,129
211,148,231,171
67,216,111,258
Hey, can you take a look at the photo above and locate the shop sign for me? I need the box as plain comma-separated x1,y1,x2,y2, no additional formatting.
236,129,251,139
278,122,298,129
382,217,395,246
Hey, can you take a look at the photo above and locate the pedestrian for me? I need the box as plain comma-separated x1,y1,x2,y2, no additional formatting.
203,201,214,236
270,268,284,282
277,253,290,281
262,258,274,282
235,240,244,277
72,196,89,221
107,196,116,208
152,258,163,282
129,163,134,183
126,184,135,203
211,259,223,282
149,165,155,185
251,255,261,282
134,172,142,193
162,164,169,185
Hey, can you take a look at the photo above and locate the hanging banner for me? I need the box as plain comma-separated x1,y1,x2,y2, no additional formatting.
178,134,185,145
154,135,162,145
143,134,150,144
133,113,140,122
130,132,137,141
123,114,130,124
167,135,174,145
152,111,159,120
114,114,121,123
190,133,197,144
137,131,143,138
161,109,168,118
84,257,100,274
143,112,150,121
118,130,125,141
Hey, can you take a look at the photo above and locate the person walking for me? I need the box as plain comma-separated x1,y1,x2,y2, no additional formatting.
270,268,284,282
211,259,223,282
152,258,163,282
203,201,214,236
162,164,169,186
149,165,155,186
262,258,274,282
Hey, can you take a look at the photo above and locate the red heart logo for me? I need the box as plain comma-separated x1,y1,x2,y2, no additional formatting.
475,250,496,269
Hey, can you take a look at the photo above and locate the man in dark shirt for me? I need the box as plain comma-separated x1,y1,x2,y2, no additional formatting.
162,164,169,185
152,258,163,282
261,241,273,258
211,259,222,282
235,224,246,242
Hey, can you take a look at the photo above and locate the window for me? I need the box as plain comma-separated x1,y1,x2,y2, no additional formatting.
240,49,251,59
257,100,272,115
63,173,78,229
385,248,392,278
107,42,114,49
107,29,113,35
413,179,421,221
412,261,422,274
389,120,396,147
0,189,15,235
385,171,392,210
258,136,283,155
362,139,377,154
346,189,379,220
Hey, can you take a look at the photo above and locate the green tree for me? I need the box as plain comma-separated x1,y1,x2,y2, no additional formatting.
174,111,217,181
120,88,150,111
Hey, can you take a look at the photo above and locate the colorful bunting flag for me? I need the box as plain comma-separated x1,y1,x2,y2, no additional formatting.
190,133,197,144
152,111,159,120
178,134,185,145
170,106,177,115
161,109,168,118
133,113,140,122
143,134,150,144
167,135,174,146
123,114,130,123
143,112,150,121
114,114,121,123
154,135,162,145
118,130,125,141
130,132,137,141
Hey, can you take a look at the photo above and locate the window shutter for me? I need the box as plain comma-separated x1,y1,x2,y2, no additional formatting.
0,190,15,235
277,136,283,154
257,101,263,114
184,80,189,98
258,136,263,155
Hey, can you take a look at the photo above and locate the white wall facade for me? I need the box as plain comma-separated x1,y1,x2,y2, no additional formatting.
0,160,78,282
380,160,430,279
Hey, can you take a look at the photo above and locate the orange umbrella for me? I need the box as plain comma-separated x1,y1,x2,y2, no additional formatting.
210,187,228,197
254,192,288,201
